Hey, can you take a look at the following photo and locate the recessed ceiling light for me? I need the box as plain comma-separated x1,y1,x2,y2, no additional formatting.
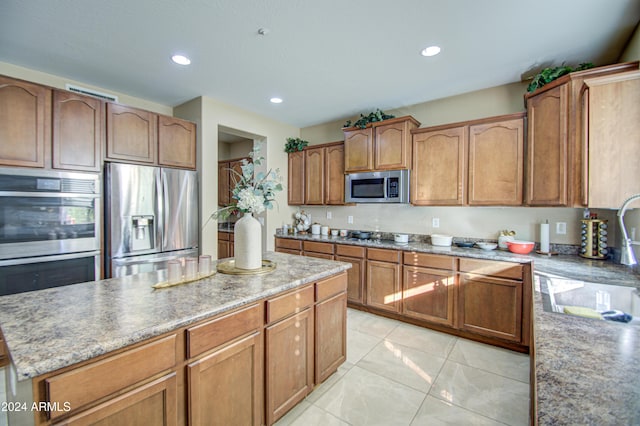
171,54,191,65
270,97,283,104
420,46,441,57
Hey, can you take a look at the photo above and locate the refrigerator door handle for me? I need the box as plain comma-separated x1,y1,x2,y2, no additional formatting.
156,168,165,250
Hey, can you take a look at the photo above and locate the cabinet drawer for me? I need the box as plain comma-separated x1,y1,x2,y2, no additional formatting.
218,231,230,241
45,334,176,419
266,285,314,324
303,241,334,254
459,258,524,280
276,238,302,250
403,252,456,270
186,303,263,358
316,272,348,302
367,247,400,263
305,252,334,260
276,248,302,256
335,244,365,258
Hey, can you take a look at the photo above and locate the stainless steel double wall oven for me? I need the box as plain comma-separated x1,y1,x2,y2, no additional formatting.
0,167,101,295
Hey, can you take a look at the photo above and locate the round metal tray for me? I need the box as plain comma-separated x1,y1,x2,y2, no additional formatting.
217,259,276,275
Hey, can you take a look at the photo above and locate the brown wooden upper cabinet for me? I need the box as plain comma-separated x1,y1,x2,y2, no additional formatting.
581,70,640,208
158,115,196,169
106,103,196,169
53,90,103,172
524,61,639,207
0,75,50,168
343,116,420,172
288,142,344,206
106,103,158,164
219,158,247,206
412,113,524,206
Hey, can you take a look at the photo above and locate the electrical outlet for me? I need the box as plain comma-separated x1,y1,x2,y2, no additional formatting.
347,215,353,224
556,222,566,235
432,218,440,228
326,211,332,220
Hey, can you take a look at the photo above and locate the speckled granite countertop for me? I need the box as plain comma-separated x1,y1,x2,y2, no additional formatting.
280,233,640,424
0,252,350,381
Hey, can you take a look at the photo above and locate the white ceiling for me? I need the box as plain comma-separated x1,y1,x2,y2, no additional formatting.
1,0,639,128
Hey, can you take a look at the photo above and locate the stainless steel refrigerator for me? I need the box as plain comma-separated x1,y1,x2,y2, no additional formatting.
105,163,199,278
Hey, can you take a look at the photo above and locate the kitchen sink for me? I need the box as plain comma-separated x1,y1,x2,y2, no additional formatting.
536,272,640,325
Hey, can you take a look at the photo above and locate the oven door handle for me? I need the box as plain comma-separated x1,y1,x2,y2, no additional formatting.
0,251,100,267
0,191,99,198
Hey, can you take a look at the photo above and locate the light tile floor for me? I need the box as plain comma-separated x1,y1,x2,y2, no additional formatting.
276,308,530,426
0,309,530,426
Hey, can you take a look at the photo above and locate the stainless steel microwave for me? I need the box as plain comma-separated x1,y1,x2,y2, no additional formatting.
345,170,410,203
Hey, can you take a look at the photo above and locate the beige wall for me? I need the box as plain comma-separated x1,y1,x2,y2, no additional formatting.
298,80,630,249
620,21,640,62
301,82,528,145
175,96,298,257
0,61,172,115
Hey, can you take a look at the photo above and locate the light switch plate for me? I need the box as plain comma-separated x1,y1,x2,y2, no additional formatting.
432,218,440,228
326,211,332,219
348,215,353,224
556,222,566,235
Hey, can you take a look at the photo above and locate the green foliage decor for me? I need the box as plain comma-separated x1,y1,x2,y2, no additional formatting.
343,108,395,129
284,137,309,153
526,63,595,93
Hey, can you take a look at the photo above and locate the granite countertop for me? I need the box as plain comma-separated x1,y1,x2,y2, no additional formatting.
279,233,640,424
0,252,351,381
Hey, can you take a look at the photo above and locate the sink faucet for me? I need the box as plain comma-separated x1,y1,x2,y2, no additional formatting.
617,194,640,266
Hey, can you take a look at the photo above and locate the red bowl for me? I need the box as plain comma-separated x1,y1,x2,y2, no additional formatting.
506,240,535,254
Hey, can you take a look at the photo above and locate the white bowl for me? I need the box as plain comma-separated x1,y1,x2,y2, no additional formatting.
431,234,453,247
476,242,498,251
394,233,409,243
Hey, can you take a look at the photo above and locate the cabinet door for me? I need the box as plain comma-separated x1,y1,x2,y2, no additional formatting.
468,117,524,205
188,332,263,426
458,273,522,343
343,127,373,172
403,265,456,327
374,121,410,170
218,161,230,206
526,84,568,205
316,292,347,383
217,240,229,259
583,72,640,208
106,103,157,164
266,308,314,425
0,76,50,168
62,373,177,426
228,159,245,199
288,151,305,205
52,90,103,172
325,144,345,205
412,126,467,205
304,147,325,205
335,255,365,304
158,115,196,169
366,260,401,313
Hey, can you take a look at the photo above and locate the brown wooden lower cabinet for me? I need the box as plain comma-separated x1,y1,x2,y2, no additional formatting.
265,308,314,425
59,373,177,426
403,265,456,327
458,273,523,343
217,231,234,259
366,248,401,313
315,273,347,384
335,254,365,304
188,332,263,426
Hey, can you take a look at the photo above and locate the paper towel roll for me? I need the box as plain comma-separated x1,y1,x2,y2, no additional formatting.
540,223,550,253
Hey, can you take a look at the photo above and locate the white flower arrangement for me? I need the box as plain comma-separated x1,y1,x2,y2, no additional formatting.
212,143,283,222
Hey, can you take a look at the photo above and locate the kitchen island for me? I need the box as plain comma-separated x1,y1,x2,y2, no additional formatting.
276,233,640,425
0,252,351,425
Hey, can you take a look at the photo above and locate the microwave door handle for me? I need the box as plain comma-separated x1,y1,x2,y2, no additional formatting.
383,177,388,199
